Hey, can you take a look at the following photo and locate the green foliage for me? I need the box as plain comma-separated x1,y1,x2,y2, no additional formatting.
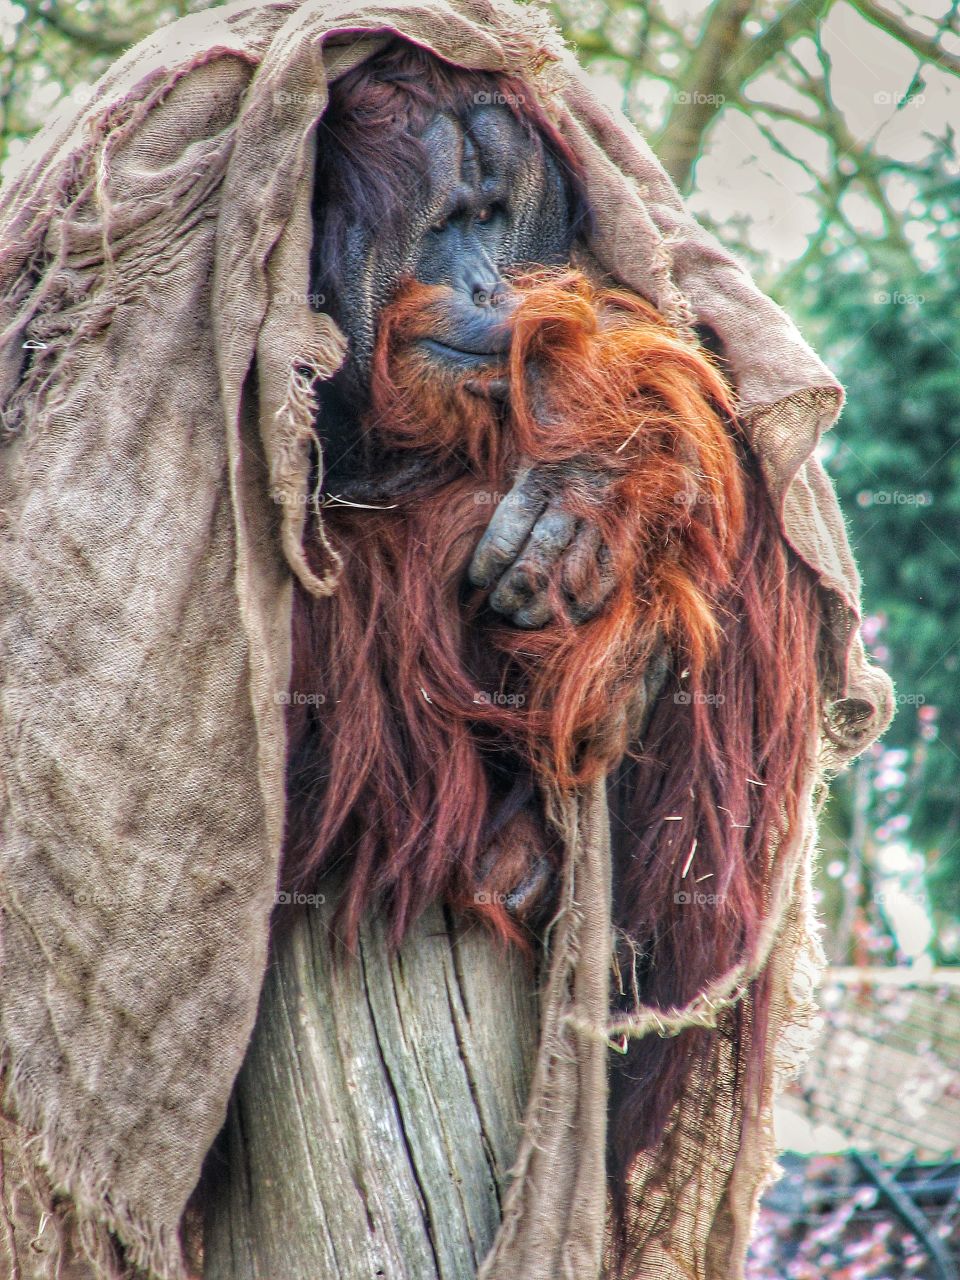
0,1,220,176
783,196,960,937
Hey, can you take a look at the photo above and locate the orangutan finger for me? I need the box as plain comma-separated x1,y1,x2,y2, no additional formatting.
488,562,546,618
561,529,616,623
560,523,602,596
505,852,557,917
512,524,595,629
463,375,510,403
488,504,577,617
468,468,545,589
511,596,555,629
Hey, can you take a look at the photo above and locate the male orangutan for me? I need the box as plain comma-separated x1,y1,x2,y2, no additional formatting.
280,39,822,1268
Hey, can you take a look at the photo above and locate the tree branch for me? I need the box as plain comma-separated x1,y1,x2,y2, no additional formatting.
729,0,829,88
16,1,133,55
749,109,831,195
847,0,960,76
656,0,755,189
778,56,913,254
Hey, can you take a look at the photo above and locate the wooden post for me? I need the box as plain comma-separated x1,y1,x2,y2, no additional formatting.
202,883,539,1279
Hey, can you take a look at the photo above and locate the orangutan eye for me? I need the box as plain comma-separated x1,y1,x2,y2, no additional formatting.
475,206,494,224
430,216,449,233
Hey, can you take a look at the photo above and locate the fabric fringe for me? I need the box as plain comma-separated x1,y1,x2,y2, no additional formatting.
486,0,567,78
567,761,821,1052
270,332,348,599
0,51,245,444
478,780,609,1279
1,1051,185,1280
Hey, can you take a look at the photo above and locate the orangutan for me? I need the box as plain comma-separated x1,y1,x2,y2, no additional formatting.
280,38,822,1264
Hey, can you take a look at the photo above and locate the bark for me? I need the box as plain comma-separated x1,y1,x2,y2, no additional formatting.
656,0,755,190
202,885,539,1280
655,0,829,192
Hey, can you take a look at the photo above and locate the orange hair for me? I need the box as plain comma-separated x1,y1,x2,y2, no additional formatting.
285,269,748,941
284,270,823,1263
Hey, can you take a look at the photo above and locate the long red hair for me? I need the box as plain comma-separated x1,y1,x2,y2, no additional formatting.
284,269,745,939
282,269,823,1266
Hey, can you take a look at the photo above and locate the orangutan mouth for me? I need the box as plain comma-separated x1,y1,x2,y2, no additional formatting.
417,336,509,367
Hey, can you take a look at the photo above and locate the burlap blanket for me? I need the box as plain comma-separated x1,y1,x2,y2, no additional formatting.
0,1,893,1276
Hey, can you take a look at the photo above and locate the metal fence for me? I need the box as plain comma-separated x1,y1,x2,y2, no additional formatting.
748,969,960,1279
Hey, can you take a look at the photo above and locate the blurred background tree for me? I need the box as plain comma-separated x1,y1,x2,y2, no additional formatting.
801,216,960,965
2,0,958,962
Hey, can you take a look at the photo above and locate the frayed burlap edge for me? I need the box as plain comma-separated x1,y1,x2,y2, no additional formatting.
0,5,895,1279
1,1054,177,1279
478,779,611,1280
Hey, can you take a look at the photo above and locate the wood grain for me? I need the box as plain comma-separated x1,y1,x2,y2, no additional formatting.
203,888,539,1280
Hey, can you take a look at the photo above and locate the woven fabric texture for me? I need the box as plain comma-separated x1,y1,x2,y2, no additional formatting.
0,2,893,1276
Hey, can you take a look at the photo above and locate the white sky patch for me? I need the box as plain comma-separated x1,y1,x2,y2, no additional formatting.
876,66,957,163
688,111,825,263
628,77,673,134
840,187,887,237
823,3,925,135
881,885,935,958
574,0,954,270
874,842,935,960
0,1,24,50
744,71,823,121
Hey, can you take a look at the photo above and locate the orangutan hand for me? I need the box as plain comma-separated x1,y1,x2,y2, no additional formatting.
467,463,616,629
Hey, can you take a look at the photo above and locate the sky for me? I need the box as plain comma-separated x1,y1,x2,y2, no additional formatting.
575,0,957,270
3,0,956,273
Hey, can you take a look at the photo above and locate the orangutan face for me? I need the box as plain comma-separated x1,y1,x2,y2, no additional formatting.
308,41,616,628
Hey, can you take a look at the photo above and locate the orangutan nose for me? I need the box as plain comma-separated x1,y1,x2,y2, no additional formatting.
471,279,513,309
458,245,513,311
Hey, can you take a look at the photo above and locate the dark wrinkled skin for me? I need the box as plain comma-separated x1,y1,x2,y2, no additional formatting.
311,102,614,629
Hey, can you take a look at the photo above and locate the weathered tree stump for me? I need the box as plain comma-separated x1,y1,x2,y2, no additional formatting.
203,884,539,1279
